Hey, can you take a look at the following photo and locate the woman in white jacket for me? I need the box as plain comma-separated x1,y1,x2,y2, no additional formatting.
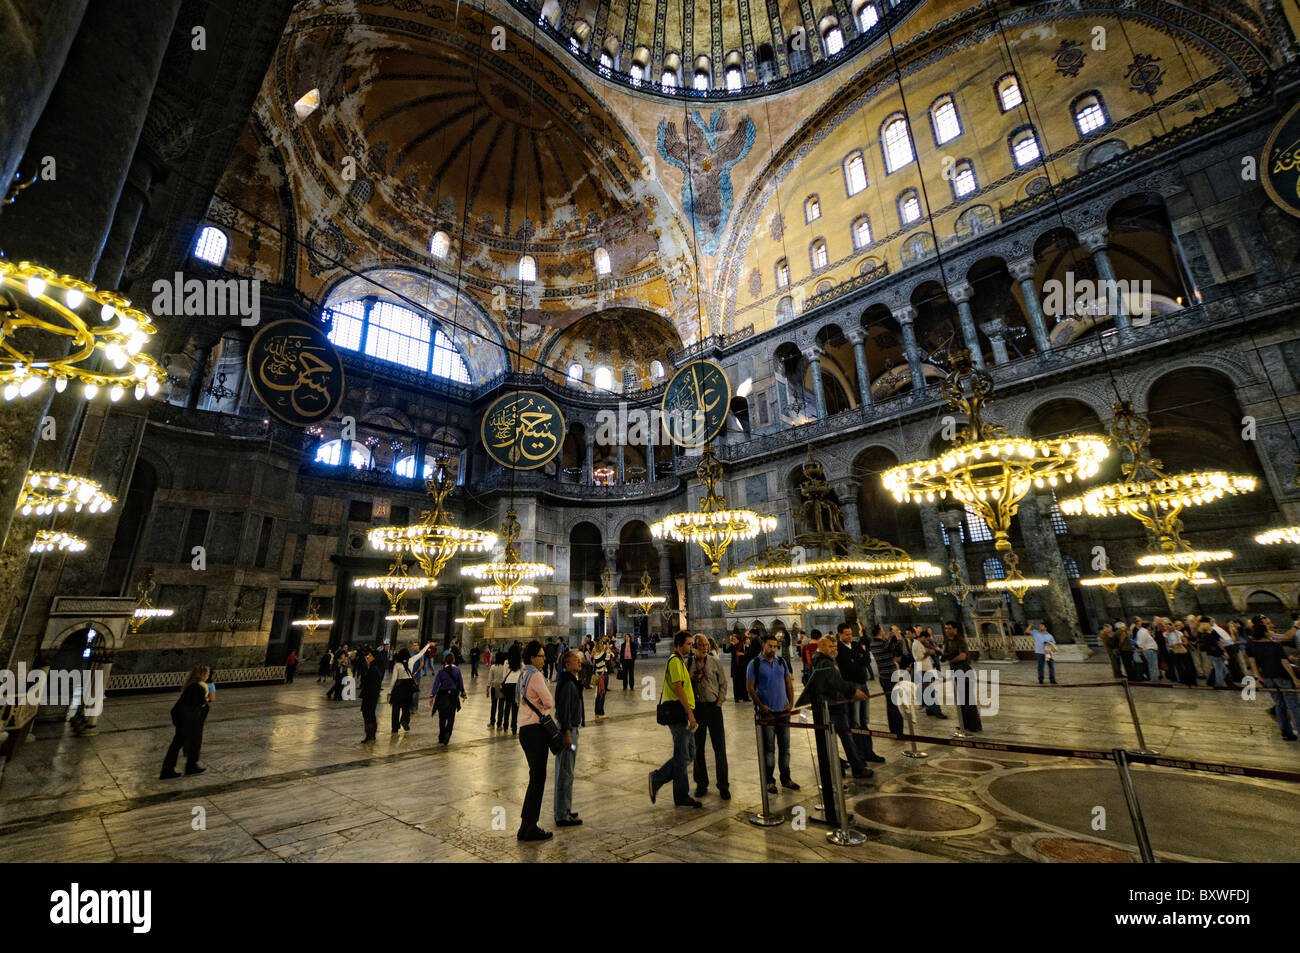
390,641,433,733
486,651,507,727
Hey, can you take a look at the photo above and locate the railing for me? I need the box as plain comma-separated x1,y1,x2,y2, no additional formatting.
476,370,671,406
804,264,890,312
670,325,755,366
149,403,307,446
471,470,683,501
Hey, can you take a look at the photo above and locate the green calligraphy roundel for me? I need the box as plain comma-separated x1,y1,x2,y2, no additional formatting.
247,319,345,426
1263,99,1300,219
661,360,731,448
480,390,566,470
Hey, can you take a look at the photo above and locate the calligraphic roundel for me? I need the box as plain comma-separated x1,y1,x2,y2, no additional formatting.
247,319,346,426
480,390,566,470
1263,98,1300,219
661,359,731,448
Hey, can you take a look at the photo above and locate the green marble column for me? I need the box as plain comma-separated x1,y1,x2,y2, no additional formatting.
1009,257,1052,354
1017,493,1080,642
948,283,985,368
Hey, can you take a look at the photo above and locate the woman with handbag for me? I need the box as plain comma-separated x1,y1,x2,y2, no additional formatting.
517,639,558,841
389,643,431,733
500,643,522,733
593,640,612,718
160,666,210,779
429,651,467,745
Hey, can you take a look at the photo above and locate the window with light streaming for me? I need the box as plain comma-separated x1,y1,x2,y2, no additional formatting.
898,190,921,225
593,247,611,276
823,26,844,55
882,116,914,172
694,70,710,91
804,195,821,223
651,360,666,379
594,366,614,390
1049,494,1069,534
952,160,977,198
327,300,366,352
567,363,583,384
326,300,471,382
194,226,228,266
997,74,1023,111
429,231,450,259
966,503,994,542
775,258,790,288
982,556,1006,582
844,153,868,195
725,67,743,91
599,52,614,74
316,439,373,469
661,70,677,88
852,216,872,249
1063,555,1081,580
1073,93,1107,135
1011,127,1041,167
396,454,440,479
810,239,829,270
931,97,962,145
857,3,878,30
519,255,537,282
630,63,644,85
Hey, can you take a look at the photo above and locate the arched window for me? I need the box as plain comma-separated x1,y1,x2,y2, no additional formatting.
599,51,614,74
822,23,845,55
1063,555,1081,580
951,159,977,198
982,557,1006,582
810,239,829,270
694,69,710,90
843,152,868,196
395,454,440,479
593,247,611,276
567,362,584,383
996,73,1023,112
650,360,666,379
776,296,795,322
897,189,922,225
1049,494,1069,534
804,195,821,223
325,299,471,382
629,63,644,85
594,366,614,391
661,69,678,88
519,255,537,283
882,114,914,173
1072,92,1108,136
756,44,776,83
194,226,228,266
966,504,993,542
1010,125,1041,168
856,2,879,30
775,258,790,288
930,95,962,145
430,230,450,259
315,439,373,469
851,215,873,249
538,0,561,27
725,65,743,91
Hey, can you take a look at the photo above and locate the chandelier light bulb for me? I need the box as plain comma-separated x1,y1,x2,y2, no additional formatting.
26,276,46,297
109,384,124,402
83,382,98,399
65,288,84,309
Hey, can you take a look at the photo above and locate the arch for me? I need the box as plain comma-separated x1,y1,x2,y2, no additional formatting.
194,226,228,266
429,230,450,259
1071,90,1109,137
593,246,611,276
881,113,914,173
852,444,923,551
1023,396,1108,441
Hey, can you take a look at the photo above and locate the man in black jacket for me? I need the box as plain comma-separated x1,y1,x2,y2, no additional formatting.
553,650,585,826
796,637,873,826
359,646,384,743
942,621,982,732
836,622,885,764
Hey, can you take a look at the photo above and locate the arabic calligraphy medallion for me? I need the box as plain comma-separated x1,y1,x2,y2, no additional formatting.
661,359,731,448
1263,99,1300,219
247,319,345,426
480,390,566,470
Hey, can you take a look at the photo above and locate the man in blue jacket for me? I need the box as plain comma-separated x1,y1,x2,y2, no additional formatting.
553,650,585,827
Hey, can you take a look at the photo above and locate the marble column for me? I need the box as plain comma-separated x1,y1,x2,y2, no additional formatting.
92,149,159,290
938,508,980,646
1079,227,1131,340
646,443,656,483
981,318,1011,365
616,442,625,484
1017,492,1081,642
919,502,958,622
604,543,620,635
845,328,873,408
836,484,861,537
1009,256,1052,354
185,341,214,411
895,306,927,390
948,283,985,368
584,432,594,484
802,344,827,418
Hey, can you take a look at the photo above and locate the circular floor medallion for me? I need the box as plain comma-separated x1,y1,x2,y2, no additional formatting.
852,793,992,836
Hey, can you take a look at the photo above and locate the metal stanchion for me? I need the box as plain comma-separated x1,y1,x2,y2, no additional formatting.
748,711,785,827
1119,676,1155,755
1113,748,1156,863
900,679,928,759
820,700,865,846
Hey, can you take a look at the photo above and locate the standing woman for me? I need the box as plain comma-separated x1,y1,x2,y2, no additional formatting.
592,639,611,718
429,651,468,745
516,639,555,841
621,632,636,690
318,646,333,683
160,666,210,778
500,643,522,733
487,650,507,727
389,642,432,733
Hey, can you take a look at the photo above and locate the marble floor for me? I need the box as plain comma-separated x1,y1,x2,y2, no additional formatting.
0,658,1296,863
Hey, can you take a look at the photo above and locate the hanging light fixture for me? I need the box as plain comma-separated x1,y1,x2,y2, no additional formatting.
369,455,497,578
129,568,174,634
582,566,634,619
28,529,88,554
460,508,552,620
710,591,754,612
291,598,332,635
883,349,1108,600
629,569,667,616
455,615,487,626
353,554,438,613
1255,526,1300,546
16,471,115,516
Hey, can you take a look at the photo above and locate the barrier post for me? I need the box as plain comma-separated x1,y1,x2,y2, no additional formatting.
900,679,928,759
1113,748,1156,863
1119,676,1155,755
748,710,785,827
820,699,865,846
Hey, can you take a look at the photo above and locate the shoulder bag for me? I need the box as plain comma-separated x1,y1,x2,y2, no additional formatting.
656,655,688,725
520,670,564,754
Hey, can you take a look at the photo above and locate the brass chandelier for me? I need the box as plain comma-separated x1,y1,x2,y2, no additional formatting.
1256,526,1300,546
29,529,87,554
368,456,497,578
460,507,552,619
1060,401,1253,587
630,569,667,616
290,598,332,636
129,569,174,634
353,554,438,613
651,444,777,575
17,471,114,516
0,259,165,402
882,349,1107,602
582,565,633,619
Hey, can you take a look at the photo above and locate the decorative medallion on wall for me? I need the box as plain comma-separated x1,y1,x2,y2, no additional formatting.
768,211,785,242
1125,54,1165,95
1262,99,1300,219
1050,40,1085,77
480,390,566,469
748,267,762,298
247,319,345,426
661,359,731,448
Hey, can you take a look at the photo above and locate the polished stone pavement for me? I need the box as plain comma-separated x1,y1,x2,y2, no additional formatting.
0,658,1296,863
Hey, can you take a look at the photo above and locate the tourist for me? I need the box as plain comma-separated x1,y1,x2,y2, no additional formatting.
160,666,211,779
943,620,982,732
747,633,799,794
868,623,905,734
487,650,507,727
284,649,299,683
429,651,467,745
690,633,730,800
799,629,820,685
517,639,555,840
469,641,480,679
553,649,585,827
326,644,349,700
911,627,946,717
1030,621,1057,685
1099,623,1121,678
1115,623,1139,680
500,643,522,733
592,638,612,718
837,621,884,762
359,646,384,743
796,636,873,782
317,647,333,683
649,632,700,808
1133,617,1159,682
1244,625,1300,740
1200,621,1229,688
389,641,432,733
1166,621,1197,686
544,637,558,679
620,632,636,690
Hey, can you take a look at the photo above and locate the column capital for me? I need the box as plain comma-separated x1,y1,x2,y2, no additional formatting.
845,327,867,346
1078,227,1109,252
801,343,825,361
938,507,965,530
948,282,974,304
895,305,918,325
603,543,619,563
1008,256,1037,282
979,318,1007,340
